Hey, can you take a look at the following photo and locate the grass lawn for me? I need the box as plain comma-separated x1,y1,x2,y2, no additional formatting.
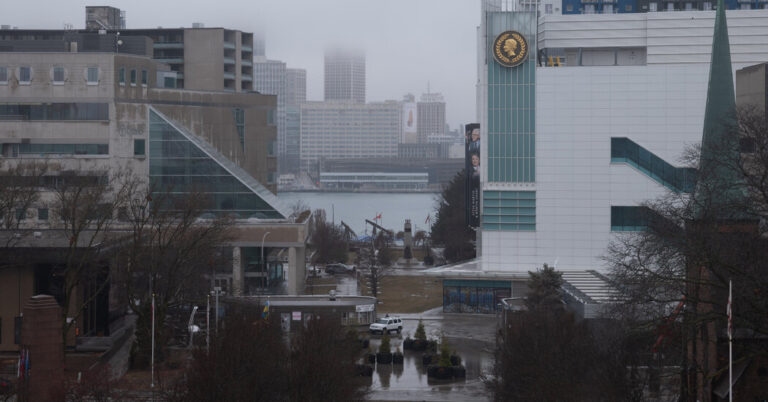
360,275,443,314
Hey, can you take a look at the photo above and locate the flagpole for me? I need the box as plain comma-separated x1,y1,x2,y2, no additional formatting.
151,292,155,389
728,280,732,402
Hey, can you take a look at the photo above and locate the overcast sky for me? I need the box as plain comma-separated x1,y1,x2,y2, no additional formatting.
5,0,479,130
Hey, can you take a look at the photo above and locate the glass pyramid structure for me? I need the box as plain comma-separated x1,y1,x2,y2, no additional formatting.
148,107,288,219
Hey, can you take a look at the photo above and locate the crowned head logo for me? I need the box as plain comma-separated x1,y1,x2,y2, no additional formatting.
493,31,528,68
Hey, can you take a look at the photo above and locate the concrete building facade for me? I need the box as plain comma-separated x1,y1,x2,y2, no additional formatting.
416,92,446,144
299,101,401,170
0,49,309,352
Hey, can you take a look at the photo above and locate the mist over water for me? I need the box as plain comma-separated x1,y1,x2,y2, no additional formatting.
279,192,437,235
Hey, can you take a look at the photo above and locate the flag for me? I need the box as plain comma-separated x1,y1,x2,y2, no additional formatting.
374,213,382,221
425,214,431,224
727,280,733,341
262,300,270,320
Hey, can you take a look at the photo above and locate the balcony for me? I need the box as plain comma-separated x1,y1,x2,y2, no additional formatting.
223,72,236,80
241,45,252,52
241,74,252,82
224,57,236,64
241,59,252,67
153,42,184,49
224,41,236,50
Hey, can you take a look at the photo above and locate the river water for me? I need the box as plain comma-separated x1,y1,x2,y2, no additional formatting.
278,192,438,235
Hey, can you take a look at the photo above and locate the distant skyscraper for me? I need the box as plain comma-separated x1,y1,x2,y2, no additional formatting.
324,48,365,103
254,58,287,169
417,92,446,144
253,31,266,57
285,68,306,172
285,68,307,106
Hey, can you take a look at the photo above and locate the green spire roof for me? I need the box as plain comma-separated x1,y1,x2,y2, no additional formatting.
696,0,744,219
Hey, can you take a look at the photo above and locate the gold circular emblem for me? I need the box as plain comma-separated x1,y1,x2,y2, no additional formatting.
492,31,528,68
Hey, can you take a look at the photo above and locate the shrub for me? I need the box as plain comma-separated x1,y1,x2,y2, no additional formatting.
414,319,427,341
379,332,391,354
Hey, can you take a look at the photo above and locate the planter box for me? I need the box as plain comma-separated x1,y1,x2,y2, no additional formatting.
422,354,434,366
450,355,461,366
412,339,427,351
403,338,414,350
367,353,376,364
376,352,393,364
427,365,454,380
356,364,374,377
392,352,404,364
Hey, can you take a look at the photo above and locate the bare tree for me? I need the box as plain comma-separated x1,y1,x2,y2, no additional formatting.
605,107,768,400
114,183,233,366
0,160,48,247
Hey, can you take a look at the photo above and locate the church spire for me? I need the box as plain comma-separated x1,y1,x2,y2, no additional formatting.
697,0,742,219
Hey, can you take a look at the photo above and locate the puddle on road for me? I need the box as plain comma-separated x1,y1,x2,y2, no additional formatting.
365,336,494,392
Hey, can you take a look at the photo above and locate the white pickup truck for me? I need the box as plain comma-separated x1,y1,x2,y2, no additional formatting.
369,316,403,334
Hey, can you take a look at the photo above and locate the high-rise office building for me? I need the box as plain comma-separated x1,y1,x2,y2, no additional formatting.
285,69,307,172
85,6,125,30
1,26,255,92
324,48,365,103
417,92,446,144
254,58,287,169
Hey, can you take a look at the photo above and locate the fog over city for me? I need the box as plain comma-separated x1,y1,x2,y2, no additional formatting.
3,0,478,129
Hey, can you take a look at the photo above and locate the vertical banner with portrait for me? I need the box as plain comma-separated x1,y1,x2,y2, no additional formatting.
465,123,480,228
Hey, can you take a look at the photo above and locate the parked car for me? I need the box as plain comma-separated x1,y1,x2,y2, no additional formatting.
325,263,354,275
369,316,403,334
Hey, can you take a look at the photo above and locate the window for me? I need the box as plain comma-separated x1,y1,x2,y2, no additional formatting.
603,4,613,13
584,4,596,13
566,4,573,11
87,67,99,84
0,66,7,84
666,2,675,10
38,208,48,221
19,66,31,83
740,3,751,9
134,139,146,156
649,2,658,11
53,66,65,84
267,109,276,125
0,103,108,121
685,2,693,10
545,4,553,13
141,69,148,86
164,76,176,88
626,4,633,11
703,2,712,9
15,208,25,221
611,206,653,231
233,108,245,149
130,69,137,86
119,67,125,85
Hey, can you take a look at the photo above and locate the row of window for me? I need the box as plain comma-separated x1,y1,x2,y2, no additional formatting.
611,137,696,193
0,140,144,157
0,103,109,121
0,66,100,85
118,67,148,87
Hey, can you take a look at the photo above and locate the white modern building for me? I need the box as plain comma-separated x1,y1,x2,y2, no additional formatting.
476,5,768,274
299,101,401,169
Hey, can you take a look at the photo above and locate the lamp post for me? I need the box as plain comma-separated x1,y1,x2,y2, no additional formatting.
261,231,271,291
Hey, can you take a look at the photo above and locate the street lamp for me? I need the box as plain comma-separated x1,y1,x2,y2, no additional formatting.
261,231,271,290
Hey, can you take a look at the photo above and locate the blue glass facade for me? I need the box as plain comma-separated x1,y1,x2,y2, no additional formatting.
562,0,747,14
149,109,282,219
487,12,536,184
611,206,652,231
482,190,536,231
611,137,696,193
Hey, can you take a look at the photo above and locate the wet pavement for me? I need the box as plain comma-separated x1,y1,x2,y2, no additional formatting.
325,272,497,401
364,308,497,401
